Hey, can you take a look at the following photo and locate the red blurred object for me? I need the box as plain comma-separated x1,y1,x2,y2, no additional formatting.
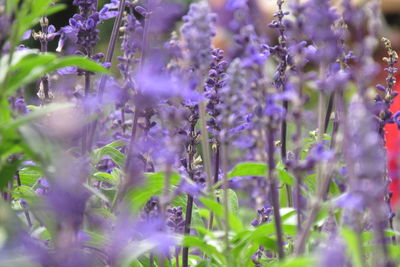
386,73,400,210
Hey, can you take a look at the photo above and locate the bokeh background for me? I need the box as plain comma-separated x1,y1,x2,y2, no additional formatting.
25,0,400,97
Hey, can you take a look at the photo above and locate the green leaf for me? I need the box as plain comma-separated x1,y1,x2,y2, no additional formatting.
93,146,126,169
84,183,110,203
127,172,181,213
0,158,21,189
3,54,110,96
182,236,224,264
12,185,36,199
200,197,223,217
19,166,42,186
272,256,316,267
277,164,294,185
340,227,364,267
92,172,118,186
84,230,109,249
120,238,175,267
199,197,243,232
227,162,267,178
216,189,239,215
1,103,74,132
93,209,117,221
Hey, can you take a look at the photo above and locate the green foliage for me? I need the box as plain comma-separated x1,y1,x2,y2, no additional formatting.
3,53,110,96
227,162,267,178
92,140,127,169
126,172,182,213
340,227,364,267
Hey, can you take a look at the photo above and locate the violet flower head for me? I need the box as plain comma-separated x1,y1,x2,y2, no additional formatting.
303,0,341,64
180,1,216,70
250,206,273,227
219,58,248,142
375,38,399,134
317,236,347,267
347,96,385,185
57,1,117,54
73,0,97,16
119,13,143,64
69,12,100,51
166,206,185,233
205,48,228,136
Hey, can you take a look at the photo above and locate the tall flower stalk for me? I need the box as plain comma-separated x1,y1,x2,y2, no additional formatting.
87,0,126,150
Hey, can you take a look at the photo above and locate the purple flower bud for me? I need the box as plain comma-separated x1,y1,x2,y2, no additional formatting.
376,84,386,92
135,6,148,17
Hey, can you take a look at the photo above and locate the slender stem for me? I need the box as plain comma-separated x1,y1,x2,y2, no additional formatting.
213,143,220,184
323,92,335,133
82,71,91,154
197,75,214,233
125,109,139,171
149,253,154,267
267,127,285,259
221,141,232,264
322,92,341,200
293,110,303,231
295,91,328,255
175,247,180,267
182,194,193,267
125,1,151,169
16,171,32,227
316,92,326,194
281,100,292,208
295,176,302,232
182,123,196,267
355,216,367,267
199,100,213,198
281,100,288,162
207,142,220,232
294,201,319,255
87,0,126,150
97,0,126,101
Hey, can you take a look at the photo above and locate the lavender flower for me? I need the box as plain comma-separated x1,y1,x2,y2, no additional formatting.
180,1,216,70
375,38,399,135
166,206,185,233
219,58,248,142
303,0,341,65
205,48,227,137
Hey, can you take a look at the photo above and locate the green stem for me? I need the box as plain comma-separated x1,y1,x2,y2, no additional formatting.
221,142,232,265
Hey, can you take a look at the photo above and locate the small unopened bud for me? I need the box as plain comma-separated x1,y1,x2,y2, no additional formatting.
40,17,49,27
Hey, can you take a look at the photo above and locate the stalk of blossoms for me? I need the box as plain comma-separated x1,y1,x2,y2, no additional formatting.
163,33,198,266
205,48,227,185
219,58,248,264
126,2,152,177
269,0,290,163
59,0,101,153
265,98,285,260
87,0,126,150
268,0,293,207
344,96,392,266
294,0,342,254
180,0,215,206
378,37,398,239
181,104,199,267
285,0,309,230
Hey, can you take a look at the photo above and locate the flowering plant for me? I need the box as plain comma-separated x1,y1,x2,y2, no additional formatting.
0,0,399,266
